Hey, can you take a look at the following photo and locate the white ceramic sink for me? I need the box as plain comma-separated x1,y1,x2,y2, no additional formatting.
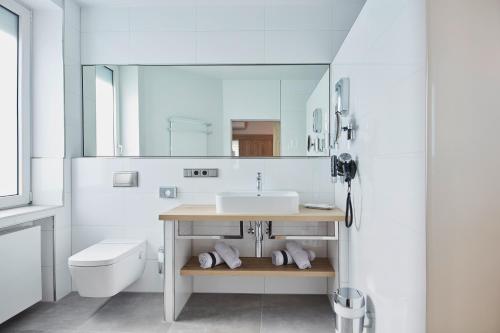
216,191,299,214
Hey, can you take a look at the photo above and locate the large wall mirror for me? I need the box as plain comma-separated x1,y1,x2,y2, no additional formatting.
82,64,330,157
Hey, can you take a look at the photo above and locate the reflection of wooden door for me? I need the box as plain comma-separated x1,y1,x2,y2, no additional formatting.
233,135,273,157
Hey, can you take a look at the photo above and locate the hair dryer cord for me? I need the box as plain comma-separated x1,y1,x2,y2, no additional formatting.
345,182,353,228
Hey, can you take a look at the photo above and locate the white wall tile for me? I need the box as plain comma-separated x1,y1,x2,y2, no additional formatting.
193,276,264,293
130,6,196,32
265,30,341,63
264,159,314,192
129,31,196,64
265,5,334,31
82,32,130,64
196,31,266,64
41,230,54,267
64,0,81,32
72,157,333,293
72,225,163,261
41,267,55,301
125,260,163,292
32,158,64,206
64,26,81,66
73,0,367,295
81,7,129,32
55,266,72,300
64,64,82,96
32,11,65,158
79,1,363,64
331,0,426,331
196,6,265,31
265,277,326,294
196,0,267,5
268,0,333,6
332,0,366,30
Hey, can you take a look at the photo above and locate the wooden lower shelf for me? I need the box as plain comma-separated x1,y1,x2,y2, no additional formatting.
180,257,335,277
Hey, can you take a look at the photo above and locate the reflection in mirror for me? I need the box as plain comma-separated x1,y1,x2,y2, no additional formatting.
312,108,323,134
231,121,280,157
82,65,330,157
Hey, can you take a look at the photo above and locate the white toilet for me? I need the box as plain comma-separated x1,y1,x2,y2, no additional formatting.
68,239,146,297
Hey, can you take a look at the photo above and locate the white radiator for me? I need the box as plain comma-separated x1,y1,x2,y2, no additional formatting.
0,226,42,324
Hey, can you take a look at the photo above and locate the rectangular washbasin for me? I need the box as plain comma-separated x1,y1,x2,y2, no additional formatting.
215,191,299,214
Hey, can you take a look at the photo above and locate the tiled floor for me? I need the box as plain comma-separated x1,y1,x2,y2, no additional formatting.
0,293,335,333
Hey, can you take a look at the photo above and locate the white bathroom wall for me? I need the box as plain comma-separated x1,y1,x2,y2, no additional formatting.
31,5,65,159
280,80,316,156
64,0,82,159
331,0,426,332
72,157,334,293
62,0,83,300
138,67,223,156
222,80,280,155
30,3,65,206
73,0,366,294
80,0,365,65
427,1,500,332
22,0,75,300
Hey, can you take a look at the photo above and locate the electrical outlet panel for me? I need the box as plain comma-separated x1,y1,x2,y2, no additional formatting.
183,169,218,177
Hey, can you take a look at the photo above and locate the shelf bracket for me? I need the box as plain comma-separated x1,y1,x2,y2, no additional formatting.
267,221,338,240
175,220,244,240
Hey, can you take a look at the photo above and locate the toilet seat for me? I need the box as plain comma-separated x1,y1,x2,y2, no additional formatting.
69,240,145,267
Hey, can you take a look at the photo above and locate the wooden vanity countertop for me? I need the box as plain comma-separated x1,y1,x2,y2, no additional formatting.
159,204,344,222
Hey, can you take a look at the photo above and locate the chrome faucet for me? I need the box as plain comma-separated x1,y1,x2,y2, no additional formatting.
257,172,263,192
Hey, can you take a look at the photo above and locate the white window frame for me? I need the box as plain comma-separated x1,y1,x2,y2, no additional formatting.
0,0,31,209
105,65,121,156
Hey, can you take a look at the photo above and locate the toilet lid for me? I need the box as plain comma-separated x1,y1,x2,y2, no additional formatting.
68,240,145,267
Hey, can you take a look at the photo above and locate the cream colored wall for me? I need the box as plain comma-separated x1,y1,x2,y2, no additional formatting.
427,0,500,332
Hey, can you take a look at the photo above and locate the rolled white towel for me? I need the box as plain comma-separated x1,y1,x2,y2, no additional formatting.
214,242,242,269
285,241,312,269
198,246,240,269
271,249,316,266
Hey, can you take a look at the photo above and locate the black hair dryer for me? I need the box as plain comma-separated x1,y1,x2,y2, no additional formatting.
331,153,357,184
331,153,357,228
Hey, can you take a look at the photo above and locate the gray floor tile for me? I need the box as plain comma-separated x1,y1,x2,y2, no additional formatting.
0,293,109,332
0,292,336,333
78,293,170,333
260,294,335,333
170,294,261,333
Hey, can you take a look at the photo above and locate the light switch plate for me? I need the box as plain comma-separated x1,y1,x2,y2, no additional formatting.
160,186,177,198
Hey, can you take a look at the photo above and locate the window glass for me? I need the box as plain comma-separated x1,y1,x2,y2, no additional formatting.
0,5,19,197
95,66,115,156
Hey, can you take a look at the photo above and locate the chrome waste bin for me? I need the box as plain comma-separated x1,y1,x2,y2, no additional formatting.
333,288,365,333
